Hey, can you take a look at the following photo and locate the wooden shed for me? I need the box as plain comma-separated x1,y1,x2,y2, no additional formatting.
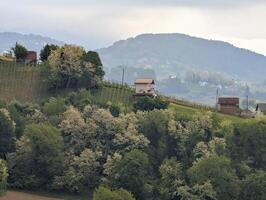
218,97,239,114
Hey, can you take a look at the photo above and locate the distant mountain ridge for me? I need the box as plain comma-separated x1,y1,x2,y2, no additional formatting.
0,32,64,53
98,33,266,83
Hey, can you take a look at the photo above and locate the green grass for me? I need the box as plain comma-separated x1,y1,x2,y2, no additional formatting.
170,102,245,123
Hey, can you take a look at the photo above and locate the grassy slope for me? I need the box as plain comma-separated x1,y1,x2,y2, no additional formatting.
0,62,243,122
169,103,245,123
0,62,43,103
92,83,134,111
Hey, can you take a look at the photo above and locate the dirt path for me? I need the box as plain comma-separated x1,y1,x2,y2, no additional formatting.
0,191,62,200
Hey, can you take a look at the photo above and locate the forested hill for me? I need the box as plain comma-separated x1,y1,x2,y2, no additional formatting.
98,33,266,82
0,32,63,53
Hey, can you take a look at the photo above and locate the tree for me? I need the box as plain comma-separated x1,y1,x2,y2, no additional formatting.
188,155,239,200
227,118,266,170
238,171,266,200
0,109,15,159
48,44,85,89
138,110,177,169
159,157,183,200
104,150,149,200
47,44,104,90
93,186,136,200
80,51,105,89
8,124,64,189
60,106,87,154
83,51,103,67
40,44,59,62
52,149,102,193
12,42,28,61
176,181,217,200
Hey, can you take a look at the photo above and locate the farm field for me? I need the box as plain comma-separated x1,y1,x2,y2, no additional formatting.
0,62,43,103
92,82,134,111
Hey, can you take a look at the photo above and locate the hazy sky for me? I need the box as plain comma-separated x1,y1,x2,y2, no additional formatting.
1,0,266,55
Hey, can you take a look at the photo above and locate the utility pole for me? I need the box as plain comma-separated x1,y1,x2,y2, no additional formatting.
216,88,219,111
245,84,250,111
121,67,125,85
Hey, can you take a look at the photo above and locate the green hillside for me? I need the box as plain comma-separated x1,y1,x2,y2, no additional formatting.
0,62,43,102
0,62,244,122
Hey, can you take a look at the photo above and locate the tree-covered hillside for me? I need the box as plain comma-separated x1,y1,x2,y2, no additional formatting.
0,32,63,53
99,33,266,82
0,42,266,200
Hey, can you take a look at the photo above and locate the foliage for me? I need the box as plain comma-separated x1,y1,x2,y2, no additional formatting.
47,44,104,90
0,109,15,159
0,159,8,196
159,157,183,200
42,97,67,116
133,96,169,112
52,148,102,193
93,186,135,200
109,104,121,117
238,170,266,200
227,118,266,170
40,44,59,62
0,84,264,200
8,124,64,189
12,42,28,61
188,155,239,200
176,181,217,200
67,89,92,110
104,150,149,200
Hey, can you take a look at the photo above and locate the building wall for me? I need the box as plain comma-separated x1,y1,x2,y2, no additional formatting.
135,83,154,94
219,105,237,114
25,52,37,63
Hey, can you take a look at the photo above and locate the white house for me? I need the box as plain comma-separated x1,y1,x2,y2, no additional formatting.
134,78,156,97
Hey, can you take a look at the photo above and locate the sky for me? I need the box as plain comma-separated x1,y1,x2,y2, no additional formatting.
1,0,266,55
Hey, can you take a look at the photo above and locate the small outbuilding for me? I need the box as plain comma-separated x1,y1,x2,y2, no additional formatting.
255,103,266,116
134,78,156,97
218,97,239,114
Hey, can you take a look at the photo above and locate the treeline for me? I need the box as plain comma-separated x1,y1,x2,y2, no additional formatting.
0,91,266,199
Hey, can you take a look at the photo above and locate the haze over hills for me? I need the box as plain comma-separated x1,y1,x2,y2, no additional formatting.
0,32,64,53
98,33,266,83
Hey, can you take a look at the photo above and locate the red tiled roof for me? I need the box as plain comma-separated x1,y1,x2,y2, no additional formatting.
218,97,239,105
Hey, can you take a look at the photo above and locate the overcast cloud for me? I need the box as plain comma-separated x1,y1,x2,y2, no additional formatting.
1,0,266,55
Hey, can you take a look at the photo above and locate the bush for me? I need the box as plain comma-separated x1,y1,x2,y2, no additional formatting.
67,89,92,110
133,96,169,112
93,186,135,200
42,97,67,116
109,104,121,117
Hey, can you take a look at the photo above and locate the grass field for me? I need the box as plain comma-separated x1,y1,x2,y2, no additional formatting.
169,103,245,123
